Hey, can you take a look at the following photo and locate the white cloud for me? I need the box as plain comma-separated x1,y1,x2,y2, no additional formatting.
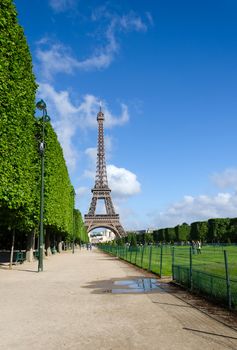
149,192,237,228
37,83,129,172
211,168,237,189
36,43,77,80
49,0,76,12
36,11,151,80
83,149,141,198
75,186,88,197
107,165,141,198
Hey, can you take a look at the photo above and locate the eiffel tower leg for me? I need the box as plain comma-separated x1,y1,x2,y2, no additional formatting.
104,196,115,215
88,197,97,216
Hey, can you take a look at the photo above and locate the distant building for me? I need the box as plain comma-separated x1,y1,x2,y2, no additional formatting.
132,228,155,235
89,229,115,244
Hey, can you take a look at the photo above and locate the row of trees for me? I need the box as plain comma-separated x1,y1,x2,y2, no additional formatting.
153,218,237,243
113,218,237,246
0,0,88,259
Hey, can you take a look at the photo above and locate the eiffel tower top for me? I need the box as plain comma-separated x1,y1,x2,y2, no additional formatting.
94,107,109,190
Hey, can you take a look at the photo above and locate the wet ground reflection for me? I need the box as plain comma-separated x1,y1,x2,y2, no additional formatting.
111,278,163,294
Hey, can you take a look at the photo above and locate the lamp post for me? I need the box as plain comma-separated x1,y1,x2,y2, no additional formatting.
36,99,50,272
72,189,76,254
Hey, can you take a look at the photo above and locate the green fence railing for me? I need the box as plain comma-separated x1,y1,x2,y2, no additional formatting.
99,244,237,309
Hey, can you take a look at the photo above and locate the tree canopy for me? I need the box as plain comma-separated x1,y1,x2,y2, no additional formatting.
0,0,88,246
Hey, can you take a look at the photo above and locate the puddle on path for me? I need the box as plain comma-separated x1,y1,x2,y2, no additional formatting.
111,278,163,294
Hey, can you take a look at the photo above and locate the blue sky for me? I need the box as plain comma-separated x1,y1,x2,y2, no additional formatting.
14,0,237,229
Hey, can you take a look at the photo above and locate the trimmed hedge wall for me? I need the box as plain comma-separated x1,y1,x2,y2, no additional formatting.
0,0,88,247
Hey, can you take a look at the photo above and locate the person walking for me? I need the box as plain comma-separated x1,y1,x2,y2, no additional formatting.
197,241,201,254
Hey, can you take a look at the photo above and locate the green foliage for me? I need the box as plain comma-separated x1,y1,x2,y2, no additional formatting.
0,1,87,247
165,227,176,242
207,218,230,242
41,121,74,235
115,237,125,246
229,218,237,243
74,209,89,243
0,0,38,230
175,223,191,241
136,233,145,244
129,233,137,247
190,221,208,241
152,229,165,242
144,232,154,244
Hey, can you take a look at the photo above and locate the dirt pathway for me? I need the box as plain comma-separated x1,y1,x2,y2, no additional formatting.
0,248,237,350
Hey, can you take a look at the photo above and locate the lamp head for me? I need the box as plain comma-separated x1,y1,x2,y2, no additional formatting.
36,99,47,110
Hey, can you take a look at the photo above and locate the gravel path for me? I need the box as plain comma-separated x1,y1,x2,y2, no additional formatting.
1,248,237,350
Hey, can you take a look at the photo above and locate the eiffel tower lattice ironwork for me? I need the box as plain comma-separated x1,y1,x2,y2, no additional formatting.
84,108,126,237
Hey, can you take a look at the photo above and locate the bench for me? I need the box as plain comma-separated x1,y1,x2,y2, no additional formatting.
15,251,25,264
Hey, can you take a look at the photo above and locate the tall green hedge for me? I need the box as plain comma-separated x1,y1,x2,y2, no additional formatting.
0,0,38,230
42,122,74,235
74,209,89,243
0,0,88,247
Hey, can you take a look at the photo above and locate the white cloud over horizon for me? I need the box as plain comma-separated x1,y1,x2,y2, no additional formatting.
142,168,237,229
211,168,237,189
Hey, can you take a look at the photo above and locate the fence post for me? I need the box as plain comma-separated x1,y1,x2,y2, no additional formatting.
189,246,193,291
141,245,145,268
135,246,138,265
172,246,175,280
148,246,152,271
224,250,232,310
130,247,132,263
160,245,163,278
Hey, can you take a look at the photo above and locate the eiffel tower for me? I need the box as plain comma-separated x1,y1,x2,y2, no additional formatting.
84,108,126,237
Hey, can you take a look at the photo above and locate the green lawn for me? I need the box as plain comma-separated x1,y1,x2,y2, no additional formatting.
106,244,237,280
101,244,237,308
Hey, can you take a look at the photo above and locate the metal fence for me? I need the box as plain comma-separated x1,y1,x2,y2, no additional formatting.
99,244,237,309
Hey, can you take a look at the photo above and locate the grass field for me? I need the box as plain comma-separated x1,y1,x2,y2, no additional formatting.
101,244,237,308
112,244,237,279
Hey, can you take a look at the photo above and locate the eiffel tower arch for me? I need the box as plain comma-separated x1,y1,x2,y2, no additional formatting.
84,108,126,237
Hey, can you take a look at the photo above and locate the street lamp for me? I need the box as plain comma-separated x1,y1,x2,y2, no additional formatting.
72,189,76,254
36,99,50,272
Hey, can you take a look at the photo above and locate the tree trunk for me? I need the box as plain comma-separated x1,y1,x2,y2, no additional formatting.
45,230,51,256
26,230,35,262
9,228,15,269
57,235,62,253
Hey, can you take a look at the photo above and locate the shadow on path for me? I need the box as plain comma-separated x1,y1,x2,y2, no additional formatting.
183,327,237,340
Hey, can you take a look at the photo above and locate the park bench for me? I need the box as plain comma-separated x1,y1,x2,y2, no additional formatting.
15,251,25,264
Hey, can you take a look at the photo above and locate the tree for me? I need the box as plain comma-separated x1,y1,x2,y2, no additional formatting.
207,218,230,242
190,221,208,241
175,223,191,242
0,0,38,232
165,228,176,242
74,209,89,243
